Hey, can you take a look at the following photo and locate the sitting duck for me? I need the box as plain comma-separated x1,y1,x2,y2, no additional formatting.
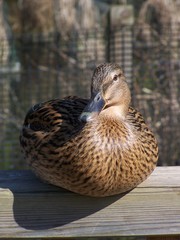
20,63,158,197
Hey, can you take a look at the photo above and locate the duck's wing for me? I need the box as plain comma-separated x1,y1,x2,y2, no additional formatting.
128,106,148,131
128,106,158,162
20,96,88,150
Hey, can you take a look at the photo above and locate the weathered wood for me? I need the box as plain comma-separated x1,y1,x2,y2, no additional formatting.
147,236,180,240
0,167,180,238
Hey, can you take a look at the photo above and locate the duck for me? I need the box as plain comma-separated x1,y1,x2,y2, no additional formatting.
20,63,158,197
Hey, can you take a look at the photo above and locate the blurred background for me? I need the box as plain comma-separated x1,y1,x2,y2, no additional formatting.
0,0,180,170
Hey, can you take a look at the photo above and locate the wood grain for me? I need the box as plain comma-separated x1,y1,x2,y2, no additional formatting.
147,236,180,240
0,167,180,238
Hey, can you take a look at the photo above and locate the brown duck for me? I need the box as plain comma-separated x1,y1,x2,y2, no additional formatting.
20,63,158,197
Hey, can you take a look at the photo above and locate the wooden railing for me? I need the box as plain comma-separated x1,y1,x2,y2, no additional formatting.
0,167,180,239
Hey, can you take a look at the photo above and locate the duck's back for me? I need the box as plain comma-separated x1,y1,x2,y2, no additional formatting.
22,96,87,131
20,96,88,164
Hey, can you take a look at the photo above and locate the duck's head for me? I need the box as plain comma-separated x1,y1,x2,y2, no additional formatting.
80,63,131,122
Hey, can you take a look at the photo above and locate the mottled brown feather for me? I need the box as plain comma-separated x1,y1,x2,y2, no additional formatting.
20,64,158,197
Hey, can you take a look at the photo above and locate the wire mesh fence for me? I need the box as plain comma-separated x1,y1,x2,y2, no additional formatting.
0,25,180,169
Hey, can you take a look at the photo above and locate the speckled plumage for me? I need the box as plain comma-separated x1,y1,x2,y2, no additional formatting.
20,63,158,197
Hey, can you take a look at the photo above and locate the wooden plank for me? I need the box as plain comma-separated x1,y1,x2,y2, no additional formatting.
0,167,180,238
147,236,180,240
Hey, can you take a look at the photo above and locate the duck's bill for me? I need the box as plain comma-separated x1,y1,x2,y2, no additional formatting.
79,92,105,122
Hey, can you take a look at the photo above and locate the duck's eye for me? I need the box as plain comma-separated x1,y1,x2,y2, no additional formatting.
113,75,118,82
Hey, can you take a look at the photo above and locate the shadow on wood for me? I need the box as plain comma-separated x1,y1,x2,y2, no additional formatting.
1,167,180,238
0,170,124,230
